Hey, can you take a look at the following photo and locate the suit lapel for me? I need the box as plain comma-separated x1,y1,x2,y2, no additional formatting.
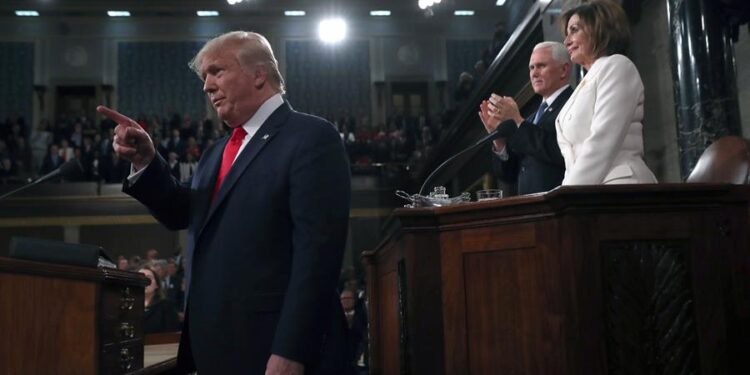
539,86,574,124
196,102,292,239
192,136,226,237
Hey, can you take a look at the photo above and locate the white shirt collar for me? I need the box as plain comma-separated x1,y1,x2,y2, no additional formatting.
543,84,570,107
231,93,284,162
238,93,284,140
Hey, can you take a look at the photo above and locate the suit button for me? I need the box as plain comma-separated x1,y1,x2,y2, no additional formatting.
520,167,526,173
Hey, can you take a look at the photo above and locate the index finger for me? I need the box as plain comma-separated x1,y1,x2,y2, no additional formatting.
97,105,136,126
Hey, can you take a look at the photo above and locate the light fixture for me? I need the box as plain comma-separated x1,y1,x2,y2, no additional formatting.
496,0,507,6
107,11,131,17
318,18,347,44
370,10,391,17
284,10,306,16
15,10,39,17
197,10,219,17
227,0,243,5
454,10,475,16
418,0,442,11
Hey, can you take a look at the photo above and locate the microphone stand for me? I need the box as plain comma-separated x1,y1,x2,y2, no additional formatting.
418,126,509,196
0,159,83,200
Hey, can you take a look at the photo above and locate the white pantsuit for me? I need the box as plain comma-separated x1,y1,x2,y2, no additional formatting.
555,54,657,185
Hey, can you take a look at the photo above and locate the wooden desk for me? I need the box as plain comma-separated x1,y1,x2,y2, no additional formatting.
0,257,149,374
365,184,750,374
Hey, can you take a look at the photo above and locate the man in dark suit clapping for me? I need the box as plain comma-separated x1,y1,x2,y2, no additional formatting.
98,31,351,375
478,41,573,195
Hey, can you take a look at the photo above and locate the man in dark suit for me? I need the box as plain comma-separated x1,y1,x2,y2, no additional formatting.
98,31,351,375
478,41,573,195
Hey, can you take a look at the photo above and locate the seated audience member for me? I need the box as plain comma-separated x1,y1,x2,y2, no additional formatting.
167,151,181,180
100,152,130,183
116,255,129,271
179,152,197,183
58,139,75,162
556,0,657,184
0,156,17,183
138,265,180,334
163,258,182,305
39,143,62,175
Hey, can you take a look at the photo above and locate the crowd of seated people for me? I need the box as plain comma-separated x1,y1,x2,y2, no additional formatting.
0,112,227,185
325,111,451,178
1,105,458,185
0,116,31,184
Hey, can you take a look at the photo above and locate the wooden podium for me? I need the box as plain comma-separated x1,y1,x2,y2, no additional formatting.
0,257,149,374
363,184,750,374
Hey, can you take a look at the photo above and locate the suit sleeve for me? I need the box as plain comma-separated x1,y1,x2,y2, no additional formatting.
507,119,565,166
491,120,520,185
271,120,351,364
562,56,643,185
122,153,191,230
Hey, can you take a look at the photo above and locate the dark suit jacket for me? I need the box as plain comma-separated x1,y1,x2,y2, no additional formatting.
494,86,573,195
124,101,352,374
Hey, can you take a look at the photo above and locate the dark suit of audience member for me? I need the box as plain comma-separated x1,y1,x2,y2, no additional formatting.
101,31,351,375
479,41,573,195
39,144,62,175
100,153,130,183
166,152,181,181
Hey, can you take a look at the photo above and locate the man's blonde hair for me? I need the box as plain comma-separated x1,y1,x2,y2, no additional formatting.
189,31,285,94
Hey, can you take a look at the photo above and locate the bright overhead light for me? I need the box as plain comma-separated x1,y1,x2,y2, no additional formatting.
496,0,507,6
370,10,391,17
418,0,441,9
107,11,131,17
15,10,39,17
197,10,219,17
318,18,347,44
454,10,475,16
227,0,243,4
284,10,306,16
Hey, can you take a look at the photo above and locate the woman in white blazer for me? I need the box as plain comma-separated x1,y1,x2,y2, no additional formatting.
556,0,657,185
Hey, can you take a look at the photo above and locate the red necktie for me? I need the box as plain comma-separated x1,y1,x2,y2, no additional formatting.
212,127,247,200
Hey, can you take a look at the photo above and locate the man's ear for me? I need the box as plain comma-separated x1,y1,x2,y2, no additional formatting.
561,62,571,79
253,65,268,89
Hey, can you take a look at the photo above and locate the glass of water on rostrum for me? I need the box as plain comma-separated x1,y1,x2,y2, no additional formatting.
476,189,503,202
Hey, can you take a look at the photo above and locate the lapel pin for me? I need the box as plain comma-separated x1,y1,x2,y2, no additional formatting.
262,134,269,140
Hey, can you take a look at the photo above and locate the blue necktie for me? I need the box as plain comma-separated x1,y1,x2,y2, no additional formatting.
532,101,548,125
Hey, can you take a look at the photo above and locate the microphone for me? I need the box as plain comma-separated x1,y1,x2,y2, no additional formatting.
0,159,84,200
418,120,516,196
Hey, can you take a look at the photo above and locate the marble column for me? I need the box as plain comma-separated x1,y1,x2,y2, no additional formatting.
666,0,742,178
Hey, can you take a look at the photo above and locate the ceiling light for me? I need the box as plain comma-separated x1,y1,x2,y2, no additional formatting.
318,18,347,44
107,11,131,17
454,10,475,16
370,10,391,17
15,10,39,17
197,10,219,17
284,10,306,16
227,0,243,5
496,0,507,6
